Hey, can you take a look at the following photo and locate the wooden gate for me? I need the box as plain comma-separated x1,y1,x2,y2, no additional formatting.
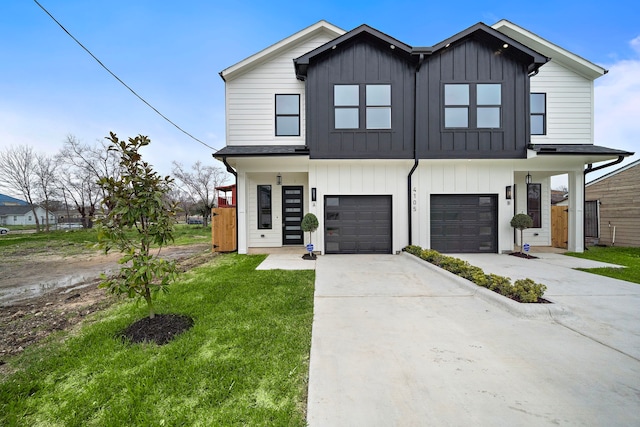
551,205,568,249
211,208,236,252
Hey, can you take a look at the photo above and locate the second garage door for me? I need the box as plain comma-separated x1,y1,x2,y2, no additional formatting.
430,194,498,253
324,195,392,254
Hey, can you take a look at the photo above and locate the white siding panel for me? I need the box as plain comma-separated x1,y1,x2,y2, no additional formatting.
226,34,336,146
531,61,594,144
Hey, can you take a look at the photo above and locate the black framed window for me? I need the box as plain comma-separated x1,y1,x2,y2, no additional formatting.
334,84,391,130
527,183,542,228
444,83,502,129
275,94,300,136
531,93,546,135
257,185,272,229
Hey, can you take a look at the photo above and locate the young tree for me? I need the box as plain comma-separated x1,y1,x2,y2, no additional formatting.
97,133,177,319
510,213,534,255
34,153,59,232
0,145,42,231
172,161,228,227
301,213,319,260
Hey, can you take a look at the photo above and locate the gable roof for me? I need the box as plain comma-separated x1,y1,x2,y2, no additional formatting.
0,205,34,216
586,158,640,187
492,20,607,80
0,193,28,206
294,24,414,79
220,20,345,82
414,22,549,74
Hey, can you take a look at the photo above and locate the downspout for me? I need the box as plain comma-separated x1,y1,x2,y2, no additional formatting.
408,53,425,246
219,155,238,252
582,155,625,250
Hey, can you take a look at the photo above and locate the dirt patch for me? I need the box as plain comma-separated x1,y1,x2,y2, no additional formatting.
0,244,215,369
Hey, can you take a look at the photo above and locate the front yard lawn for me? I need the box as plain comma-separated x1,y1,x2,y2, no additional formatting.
566,246,640,284
0,253,315,426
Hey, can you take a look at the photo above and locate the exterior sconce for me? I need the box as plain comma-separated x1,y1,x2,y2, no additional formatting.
276,173,282,186
505,185,512,200
311,188,317,201
526,172,532,185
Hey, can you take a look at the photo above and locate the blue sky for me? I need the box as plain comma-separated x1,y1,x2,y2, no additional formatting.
1,0,639,186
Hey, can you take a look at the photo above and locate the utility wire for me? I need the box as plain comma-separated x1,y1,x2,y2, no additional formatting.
34,0,219,152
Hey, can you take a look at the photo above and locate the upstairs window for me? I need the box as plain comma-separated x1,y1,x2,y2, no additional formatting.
334,84,391,130
531,93,546,135
444,83,502,129
275,94,300,136
334,85,359,129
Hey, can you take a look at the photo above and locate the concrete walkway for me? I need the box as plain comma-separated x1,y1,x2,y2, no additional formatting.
306,254,640,426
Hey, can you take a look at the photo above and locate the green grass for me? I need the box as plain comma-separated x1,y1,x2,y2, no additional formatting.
566,246,640,284
0,253,315,426
0,224,211,255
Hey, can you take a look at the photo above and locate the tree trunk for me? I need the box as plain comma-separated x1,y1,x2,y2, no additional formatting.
144,287,155,319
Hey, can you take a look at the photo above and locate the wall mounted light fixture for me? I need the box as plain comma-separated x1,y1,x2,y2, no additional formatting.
276,173,282,186
506,185,512,200
311,188,317,201
526,172,532,185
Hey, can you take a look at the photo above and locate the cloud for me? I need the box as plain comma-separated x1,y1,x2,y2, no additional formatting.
595,37,640,159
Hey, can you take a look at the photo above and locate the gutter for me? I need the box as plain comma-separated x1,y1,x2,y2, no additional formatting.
582,156,625,250
218,155,238,252
408,53,425,245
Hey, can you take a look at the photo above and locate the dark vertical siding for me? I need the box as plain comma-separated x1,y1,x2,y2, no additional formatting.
306,37,415,159
416,38,529,159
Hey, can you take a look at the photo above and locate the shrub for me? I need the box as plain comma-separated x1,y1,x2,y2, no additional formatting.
512,278,547,303
403,245,547,303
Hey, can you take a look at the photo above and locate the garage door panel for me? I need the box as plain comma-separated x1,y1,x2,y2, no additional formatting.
431,195,497,253
325,195,392,254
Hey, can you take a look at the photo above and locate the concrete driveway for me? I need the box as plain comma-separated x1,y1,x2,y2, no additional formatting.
307,254,640,426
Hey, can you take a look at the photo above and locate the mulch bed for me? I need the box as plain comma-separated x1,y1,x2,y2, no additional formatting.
509,252,538,259
120,314,194,345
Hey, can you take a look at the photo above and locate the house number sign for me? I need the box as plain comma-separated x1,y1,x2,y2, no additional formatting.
412,187,418,212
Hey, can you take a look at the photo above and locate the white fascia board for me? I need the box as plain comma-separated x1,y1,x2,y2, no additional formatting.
220,20,345,81
492,19,607,80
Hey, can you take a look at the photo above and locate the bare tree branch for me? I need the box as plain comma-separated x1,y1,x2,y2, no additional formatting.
0,145,42,231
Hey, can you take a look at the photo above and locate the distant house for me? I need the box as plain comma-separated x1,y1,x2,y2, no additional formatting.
0,193,56,226
585,159,640,247
0,193,29,206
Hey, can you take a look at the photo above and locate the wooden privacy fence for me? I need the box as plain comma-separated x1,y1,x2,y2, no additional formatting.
211,208,236,252
551,205,568,249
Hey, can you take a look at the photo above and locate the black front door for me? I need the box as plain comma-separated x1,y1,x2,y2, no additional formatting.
282,186,303,245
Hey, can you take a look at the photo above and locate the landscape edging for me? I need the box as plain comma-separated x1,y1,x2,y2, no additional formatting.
401,251,572,319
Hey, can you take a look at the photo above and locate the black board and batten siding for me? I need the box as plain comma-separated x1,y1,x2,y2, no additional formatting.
416,38,530,159
305,36,415,159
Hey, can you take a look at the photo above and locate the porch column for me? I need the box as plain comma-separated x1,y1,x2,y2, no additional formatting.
567,171,584,252
237,172,248,254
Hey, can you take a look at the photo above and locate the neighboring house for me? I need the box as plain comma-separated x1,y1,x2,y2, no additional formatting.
214,20,633,255
0,193,29,206
585,159,640,247
0,204,57,226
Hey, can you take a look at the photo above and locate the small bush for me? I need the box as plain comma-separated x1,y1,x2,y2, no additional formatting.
512,278,547,303
403,245,547,303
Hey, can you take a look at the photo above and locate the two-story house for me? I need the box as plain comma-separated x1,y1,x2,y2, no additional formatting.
215,20,632,255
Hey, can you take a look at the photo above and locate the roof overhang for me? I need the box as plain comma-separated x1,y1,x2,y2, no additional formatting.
415,22,549,75
529,144,634,165
492,20,607,80
294,24,414,80
220,20,345,82
213,145,310,159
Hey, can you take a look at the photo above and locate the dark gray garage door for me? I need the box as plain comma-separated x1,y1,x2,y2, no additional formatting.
324,195,392,254
431,195,497,253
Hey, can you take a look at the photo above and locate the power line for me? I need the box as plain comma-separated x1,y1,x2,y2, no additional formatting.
33,0,219,152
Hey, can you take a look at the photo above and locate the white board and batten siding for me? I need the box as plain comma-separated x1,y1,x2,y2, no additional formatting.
309,160,411,254
412,161,517,253
531,60,595,145
225,34,337,147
